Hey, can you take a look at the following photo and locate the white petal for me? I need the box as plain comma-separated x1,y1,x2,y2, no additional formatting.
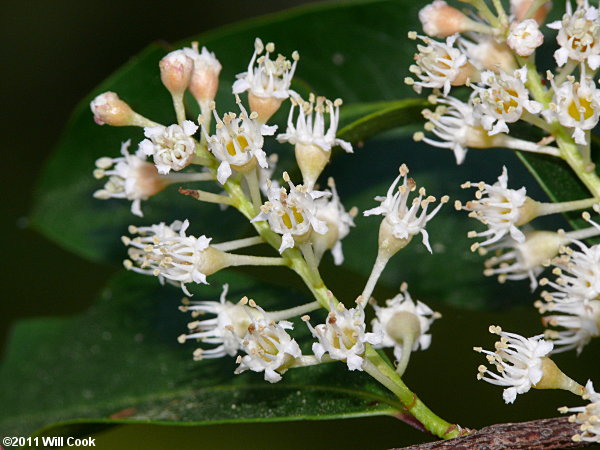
232,78,250,94
346,354,364,371
503,387,517,404
131,199,143,217
278,233,295,253
217,161,232,185
554,47,569,67
182,120,199,136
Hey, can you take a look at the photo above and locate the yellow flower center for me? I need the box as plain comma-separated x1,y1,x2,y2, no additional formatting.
226,136,249,156
568,97,594,121
281,208,305,229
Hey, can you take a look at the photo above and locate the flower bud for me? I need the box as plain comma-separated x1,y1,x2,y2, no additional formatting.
465,38,518,74
185,42,222,106
510,0,552,25
90,92,135,126
159,50,193,96
419,1,473,37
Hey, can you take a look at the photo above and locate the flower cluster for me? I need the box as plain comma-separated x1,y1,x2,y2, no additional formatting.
410,1,600,435
410,0,600,168
560,380,600,443
90,34,447,392
535,216,600,354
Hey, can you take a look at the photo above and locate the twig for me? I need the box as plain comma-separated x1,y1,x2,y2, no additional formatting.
395,417,594,450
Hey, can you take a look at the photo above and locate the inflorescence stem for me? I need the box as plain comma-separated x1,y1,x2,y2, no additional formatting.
195,130,464,441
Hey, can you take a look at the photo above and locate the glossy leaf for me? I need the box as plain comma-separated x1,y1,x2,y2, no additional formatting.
0,271,398,438
29,0,427,265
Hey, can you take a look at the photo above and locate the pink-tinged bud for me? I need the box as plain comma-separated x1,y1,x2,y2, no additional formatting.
467,39,518,73
185,42,222,105
135,163,169,198
159,50,193,96
90,92,134,126
419,1,473,38
510,0,552,25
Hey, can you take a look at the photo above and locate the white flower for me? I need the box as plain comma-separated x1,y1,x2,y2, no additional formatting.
183,42,222,104
253,174,328,253
233,38,298,100
202,97,276,184
482,230,565,290
551,71,600,145
507,19,544,56
548,0,600,69
277,94,352,189
371,289,440,363
93,140,166,217
472,67,542,135
235,303,302,383
177,285,258,359
364,164,448,253
139,121,198,174
277,94,352,153
541,239,600,303
560,380,600,443
123,219,225,295
539,299,600,354
311,178,356,265
304,300,381,371
418,96,491,164
475,326,554,404
461,166,528,250
408,34,469,96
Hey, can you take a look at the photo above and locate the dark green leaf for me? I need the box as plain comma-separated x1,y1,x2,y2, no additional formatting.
0,271,398,438
337,99,427,143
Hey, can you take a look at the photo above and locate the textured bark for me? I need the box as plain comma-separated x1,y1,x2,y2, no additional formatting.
396,417,595,450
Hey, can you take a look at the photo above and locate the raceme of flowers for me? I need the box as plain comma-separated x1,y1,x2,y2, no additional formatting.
87,0,600,443
407,0,600,441
90,36,445,395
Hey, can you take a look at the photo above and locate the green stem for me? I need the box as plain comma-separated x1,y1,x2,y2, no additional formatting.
556,129,600,199
468,0,500,28
219,150,463,440
519,56,600,199
244,168,263,214
518,55,551,107
522,111,553,134
553,59,578,88
490,0,508,28
212,236,264,252
268,301,321,322
226,254,287,267
363,348,462,439
172,92,186,125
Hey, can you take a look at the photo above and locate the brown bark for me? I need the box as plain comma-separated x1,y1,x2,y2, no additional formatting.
396,417,595,450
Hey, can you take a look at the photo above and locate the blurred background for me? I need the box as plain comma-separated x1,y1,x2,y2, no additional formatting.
1,0,327,352
2,1,599,449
